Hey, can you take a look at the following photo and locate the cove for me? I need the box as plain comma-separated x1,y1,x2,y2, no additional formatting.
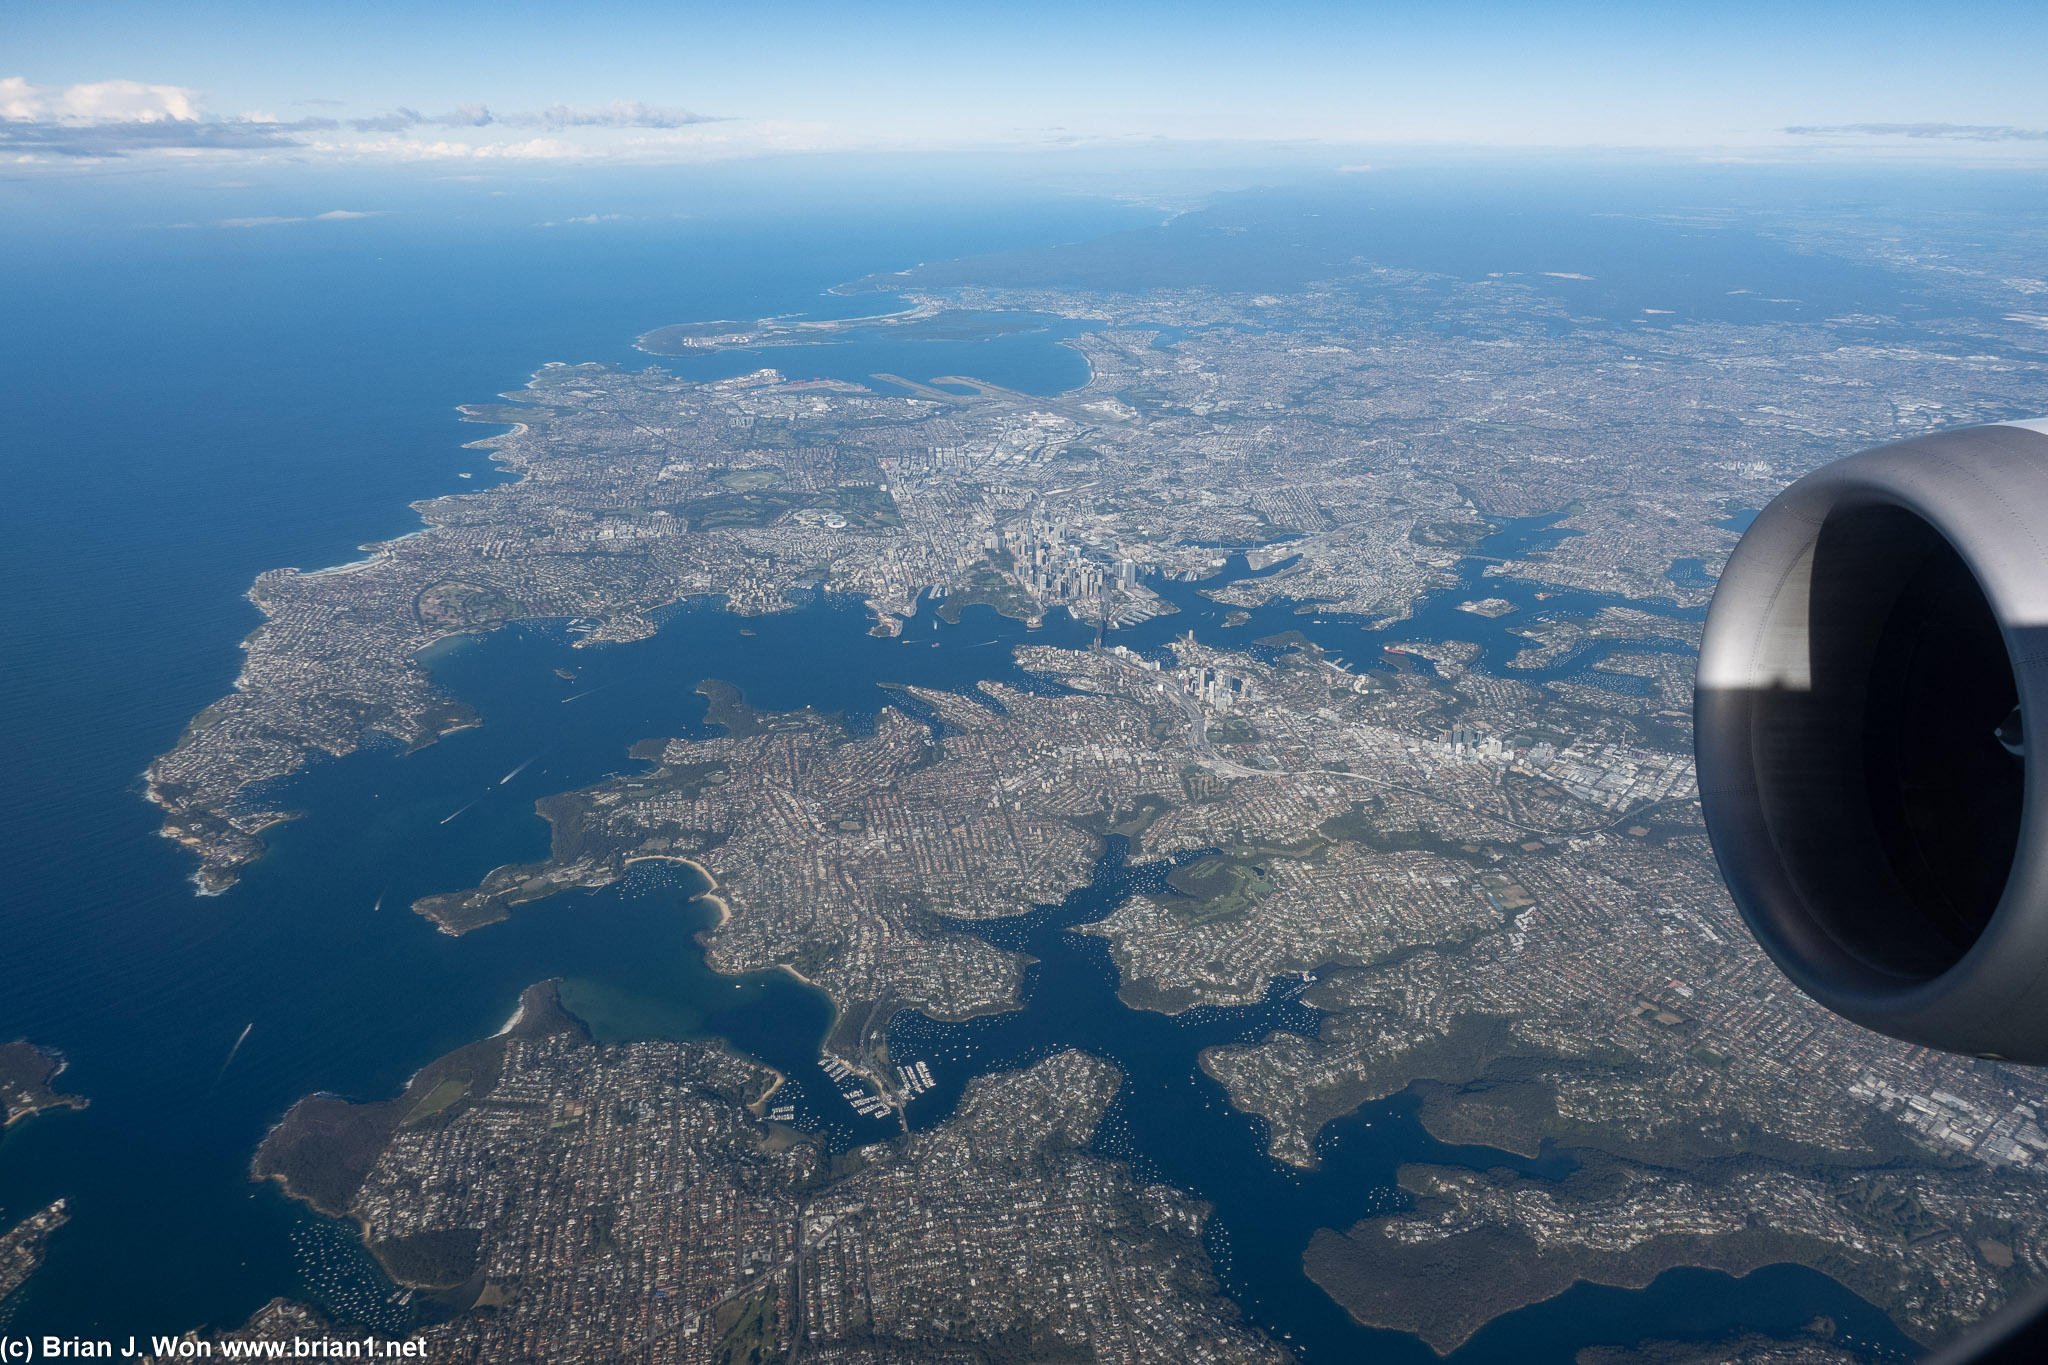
882,836,1920,1364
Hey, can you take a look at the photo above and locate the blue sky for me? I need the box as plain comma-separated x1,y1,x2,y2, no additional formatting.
7,0,2048,169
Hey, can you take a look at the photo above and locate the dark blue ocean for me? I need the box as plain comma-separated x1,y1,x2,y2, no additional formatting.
0,161,1984,1359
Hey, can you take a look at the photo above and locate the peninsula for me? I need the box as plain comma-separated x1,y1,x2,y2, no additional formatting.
256,982,1282,1363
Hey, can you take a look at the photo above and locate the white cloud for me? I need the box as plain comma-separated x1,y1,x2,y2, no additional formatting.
516,101,717,131
1,71,840,168
298,133,585,162
1,75,335,157
347,100,719,133
0,73,970,168
0,76,734,164
1785,122,2048,142
198,210,384,227
2,76,204,123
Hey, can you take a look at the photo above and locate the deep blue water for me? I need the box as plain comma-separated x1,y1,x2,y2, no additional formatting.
0,179,1148,1336
0,169,1949,1358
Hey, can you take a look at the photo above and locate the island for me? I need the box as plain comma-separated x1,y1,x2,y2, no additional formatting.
1,1041,87,1128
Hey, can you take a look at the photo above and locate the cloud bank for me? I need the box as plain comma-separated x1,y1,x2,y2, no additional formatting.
2,76,203,122
1784,122,2048,142
2,77,722,161
15,71,2048,170
351,100,718,132
202,209,383,228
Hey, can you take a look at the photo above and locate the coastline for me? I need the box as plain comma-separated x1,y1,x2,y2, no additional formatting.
1305,1210,1923,1357
634,298,945,356
416,850,727,938
141,277,1107,899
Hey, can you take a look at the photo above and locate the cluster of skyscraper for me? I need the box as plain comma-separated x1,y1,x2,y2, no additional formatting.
1006,515,1139,607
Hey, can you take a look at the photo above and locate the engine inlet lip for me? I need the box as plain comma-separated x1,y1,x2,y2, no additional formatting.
1696,421,2048,1060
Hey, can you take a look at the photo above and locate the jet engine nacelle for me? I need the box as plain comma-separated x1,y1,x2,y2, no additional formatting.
1698,419,2048,1061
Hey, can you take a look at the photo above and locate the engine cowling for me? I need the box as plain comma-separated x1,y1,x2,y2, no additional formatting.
1696,419,2048,1061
